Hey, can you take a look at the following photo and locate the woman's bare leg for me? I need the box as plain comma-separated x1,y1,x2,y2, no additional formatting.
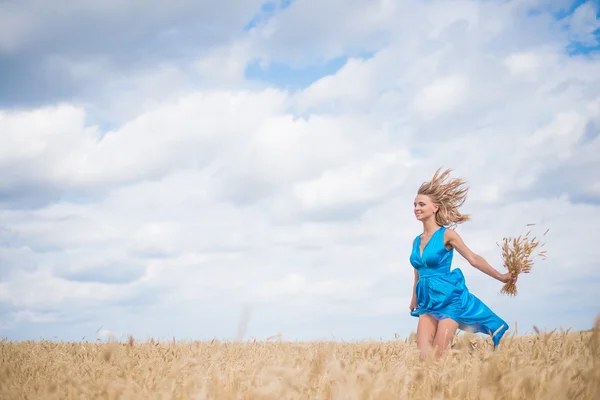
432,318,459,358
416,314,438,360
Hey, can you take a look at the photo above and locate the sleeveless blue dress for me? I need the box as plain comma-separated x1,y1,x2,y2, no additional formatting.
409,226,509,348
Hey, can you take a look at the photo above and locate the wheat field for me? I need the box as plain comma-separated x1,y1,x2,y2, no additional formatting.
1,320,599,400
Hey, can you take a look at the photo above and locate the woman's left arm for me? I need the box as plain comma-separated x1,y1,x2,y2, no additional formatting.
445,229,515,284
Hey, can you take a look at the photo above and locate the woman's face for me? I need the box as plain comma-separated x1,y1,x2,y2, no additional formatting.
413,194,438,221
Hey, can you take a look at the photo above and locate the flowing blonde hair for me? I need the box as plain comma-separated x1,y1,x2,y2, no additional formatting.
417,167,470,229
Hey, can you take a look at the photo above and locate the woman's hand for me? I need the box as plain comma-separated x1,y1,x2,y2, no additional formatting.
500,272,517,284
409,295,417,312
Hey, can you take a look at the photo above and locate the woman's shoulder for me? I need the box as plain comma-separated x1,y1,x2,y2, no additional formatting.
442,226,461,242
412,233,422,245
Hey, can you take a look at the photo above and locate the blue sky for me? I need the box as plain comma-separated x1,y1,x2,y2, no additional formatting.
1,0,599,343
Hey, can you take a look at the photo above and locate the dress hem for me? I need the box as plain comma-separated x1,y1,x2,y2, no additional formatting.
410,309,509,348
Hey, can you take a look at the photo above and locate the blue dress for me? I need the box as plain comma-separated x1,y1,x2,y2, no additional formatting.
410,226,509,348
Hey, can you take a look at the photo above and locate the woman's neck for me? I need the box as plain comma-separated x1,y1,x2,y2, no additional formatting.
422,218,441,236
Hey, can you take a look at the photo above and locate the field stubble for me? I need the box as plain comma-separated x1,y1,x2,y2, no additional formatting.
1,320,599,400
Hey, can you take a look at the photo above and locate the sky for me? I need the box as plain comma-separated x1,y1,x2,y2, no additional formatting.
0,0,599,343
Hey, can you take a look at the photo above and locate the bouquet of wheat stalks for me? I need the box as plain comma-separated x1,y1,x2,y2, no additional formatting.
498,224,548,296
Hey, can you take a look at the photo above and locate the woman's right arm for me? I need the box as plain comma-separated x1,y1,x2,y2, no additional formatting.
413,269,419,294
409,238,419,311
410,268,419,311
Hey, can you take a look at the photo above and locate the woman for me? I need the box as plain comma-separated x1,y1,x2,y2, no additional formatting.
409,168,516,359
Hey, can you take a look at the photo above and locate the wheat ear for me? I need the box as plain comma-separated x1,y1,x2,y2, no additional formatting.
497,224,548,296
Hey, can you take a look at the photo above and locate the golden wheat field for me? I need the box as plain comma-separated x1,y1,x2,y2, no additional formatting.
2,321,599,400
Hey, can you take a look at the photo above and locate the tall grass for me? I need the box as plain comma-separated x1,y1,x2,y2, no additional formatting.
1,318,598,399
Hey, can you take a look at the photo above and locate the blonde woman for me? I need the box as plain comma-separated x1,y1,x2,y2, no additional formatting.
409,168,516,359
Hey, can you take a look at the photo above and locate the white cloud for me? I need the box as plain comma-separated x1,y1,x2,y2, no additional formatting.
566,1,600,46
0,0,265,55
504,52,544,78
245,0,396,66
290,151,411,214
0,267,145,310
1,0,599,342
292,56,377,113
0,89,290,202
525,108,593,159
412,76,469,119
16,310,57,323
0,2,35,53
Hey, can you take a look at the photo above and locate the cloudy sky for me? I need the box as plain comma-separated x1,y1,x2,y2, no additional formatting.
1,0,599,343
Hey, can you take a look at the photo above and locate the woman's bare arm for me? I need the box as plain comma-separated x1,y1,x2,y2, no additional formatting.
410,238,419,311
445,229,512,283
413,268,419,294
